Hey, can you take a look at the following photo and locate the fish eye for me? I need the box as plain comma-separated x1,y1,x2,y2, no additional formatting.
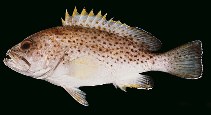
21,40,32,50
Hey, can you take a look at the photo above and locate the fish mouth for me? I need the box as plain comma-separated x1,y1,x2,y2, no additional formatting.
4,50,53,78
4,50,31,72
5,54,12,60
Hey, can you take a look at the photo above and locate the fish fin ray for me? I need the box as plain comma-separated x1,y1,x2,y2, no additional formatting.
114,74,153,91
162,40,203,79
62,7,161,51
64,87,89,106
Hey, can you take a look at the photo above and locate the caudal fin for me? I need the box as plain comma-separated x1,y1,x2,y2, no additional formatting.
164,40,203,79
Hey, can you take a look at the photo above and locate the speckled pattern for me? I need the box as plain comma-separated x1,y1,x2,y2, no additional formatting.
37,26,155,67
3,8,203,106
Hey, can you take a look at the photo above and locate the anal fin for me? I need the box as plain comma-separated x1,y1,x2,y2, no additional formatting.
64,87,88,106
114,74,153,92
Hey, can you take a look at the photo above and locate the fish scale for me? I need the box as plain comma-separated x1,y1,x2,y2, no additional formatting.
3,7,203,106
44,26,149,65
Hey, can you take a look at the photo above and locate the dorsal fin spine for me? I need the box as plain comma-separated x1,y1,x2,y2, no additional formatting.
72,7,78,17
71,7,79,24
81,8,87,16
112,21,122,32
84,10,94,26
62,7,162,51
61,18,65,26
64,9,71,26
78,8,88,26
65,9,70,20
92,11,102,25
88,10,94,16
97,13,107,27
96,11,102,17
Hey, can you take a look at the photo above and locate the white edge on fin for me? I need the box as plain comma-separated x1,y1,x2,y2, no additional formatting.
114,74,153,92
64,87,89,106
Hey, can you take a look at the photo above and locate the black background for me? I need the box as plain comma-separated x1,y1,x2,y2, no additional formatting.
0,0,210,114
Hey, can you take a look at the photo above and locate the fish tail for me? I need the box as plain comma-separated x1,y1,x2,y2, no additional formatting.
155,40,203,79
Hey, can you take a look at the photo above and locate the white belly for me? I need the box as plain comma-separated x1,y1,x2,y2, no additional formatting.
44,55,149,88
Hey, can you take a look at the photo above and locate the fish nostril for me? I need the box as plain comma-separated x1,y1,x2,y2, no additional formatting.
5,55,11,59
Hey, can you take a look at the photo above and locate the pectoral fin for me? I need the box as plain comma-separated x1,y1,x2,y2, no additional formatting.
69,56,100,80
64,87,88,106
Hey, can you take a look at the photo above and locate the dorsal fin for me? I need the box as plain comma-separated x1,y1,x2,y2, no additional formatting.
61,7,161,51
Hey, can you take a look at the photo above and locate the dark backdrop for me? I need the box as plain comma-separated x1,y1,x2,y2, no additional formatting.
0,0,209,114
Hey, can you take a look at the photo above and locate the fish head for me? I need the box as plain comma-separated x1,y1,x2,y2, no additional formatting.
3,31,64,78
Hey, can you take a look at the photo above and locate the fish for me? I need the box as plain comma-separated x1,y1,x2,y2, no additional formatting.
3,7,203,106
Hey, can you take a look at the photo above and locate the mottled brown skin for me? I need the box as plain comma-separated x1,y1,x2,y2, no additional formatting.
32,26,155,67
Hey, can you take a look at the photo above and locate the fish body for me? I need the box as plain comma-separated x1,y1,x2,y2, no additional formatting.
3,7,203,106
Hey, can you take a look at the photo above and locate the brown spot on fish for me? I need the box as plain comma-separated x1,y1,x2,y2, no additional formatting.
52,29,65,35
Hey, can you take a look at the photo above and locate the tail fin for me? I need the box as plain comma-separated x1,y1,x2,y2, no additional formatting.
163,40,203,79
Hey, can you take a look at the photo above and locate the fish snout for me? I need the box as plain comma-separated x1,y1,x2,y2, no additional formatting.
4,50,31,72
